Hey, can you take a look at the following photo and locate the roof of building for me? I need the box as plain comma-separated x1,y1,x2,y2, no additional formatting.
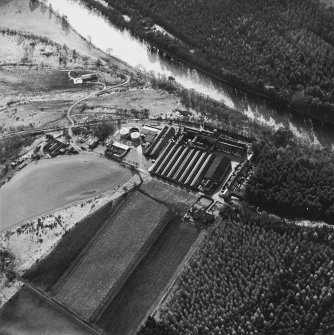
141,125,159,137
144,134,156,143
81,73,97,79
112,141,130,151
205,156,231,183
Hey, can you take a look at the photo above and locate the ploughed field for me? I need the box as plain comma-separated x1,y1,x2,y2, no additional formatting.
24,181,198,334
53,191,171,320
96,218,199,335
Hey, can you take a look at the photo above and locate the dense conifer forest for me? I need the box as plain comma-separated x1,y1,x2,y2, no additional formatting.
139,207,334,334
81,0,334,123
246,129,334,223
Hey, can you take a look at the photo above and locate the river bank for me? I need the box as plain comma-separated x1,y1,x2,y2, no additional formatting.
79,0,334,126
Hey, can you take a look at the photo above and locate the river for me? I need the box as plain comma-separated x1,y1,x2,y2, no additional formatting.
33,0,334,148
0,154,131,231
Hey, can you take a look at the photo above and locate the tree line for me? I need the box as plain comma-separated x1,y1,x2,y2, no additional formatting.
81,0,334,124
139,206,334,334
246,129,334,223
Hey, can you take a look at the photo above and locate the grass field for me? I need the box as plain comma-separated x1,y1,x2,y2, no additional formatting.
83,89,183,119
24,200,117,291
54,191,172,320
96,217,199,335
0,99,72,132
0,67,87,94
140,180,197,215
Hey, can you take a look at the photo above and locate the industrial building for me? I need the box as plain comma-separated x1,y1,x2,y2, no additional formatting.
201,156,232,193
105,141,130,160
147,125,248,193
43,138,68,157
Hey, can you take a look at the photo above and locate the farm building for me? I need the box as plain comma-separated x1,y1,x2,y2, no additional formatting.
73,78,83,84
81,73,98,82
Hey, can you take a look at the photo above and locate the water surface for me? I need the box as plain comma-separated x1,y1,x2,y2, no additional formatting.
44,0,334,148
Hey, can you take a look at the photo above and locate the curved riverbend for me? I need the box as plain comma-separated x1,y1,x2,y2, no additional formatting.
0,154,131,231
42,0,334,148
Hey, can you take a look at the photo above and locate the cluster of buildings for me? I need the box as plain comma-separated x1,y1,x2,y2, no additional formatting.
103,122,252,196
147,126,248,193
105,141,130,160
43,136,70,157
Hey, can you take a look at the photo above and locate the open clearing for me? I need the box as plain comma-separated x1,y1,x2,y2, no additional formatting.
0,67,91,95
82,89,183,119
0,98,72,132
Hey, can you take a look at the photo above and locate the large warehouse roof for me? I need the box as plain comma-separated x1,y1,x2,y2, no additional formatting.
205,156,231,184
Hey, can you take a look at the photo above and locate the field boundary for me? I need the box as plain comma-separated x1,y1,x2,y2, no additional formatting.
51,194,127,296
20,281,102,335
134,227,206,334
91,207,173,322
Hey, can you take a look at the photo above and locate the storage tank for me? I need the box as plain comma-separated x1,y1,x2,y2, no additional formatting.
120,127,130,138
131,132,141,142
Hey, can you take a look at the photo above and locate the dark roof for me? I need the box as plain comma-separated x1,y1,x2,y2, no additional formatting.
205,156,231,183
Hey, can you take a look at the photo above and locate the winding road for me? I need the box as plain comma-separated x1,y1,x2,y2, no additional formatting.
0,73,130,141
66,74,130,138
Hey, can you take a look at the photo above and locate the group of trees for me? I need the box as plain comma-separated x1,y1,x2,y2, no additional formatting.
147,72,263,139
83,0,334,122
0,135,34,165
139,207,334,335
246,129,334,222
91,121,116,140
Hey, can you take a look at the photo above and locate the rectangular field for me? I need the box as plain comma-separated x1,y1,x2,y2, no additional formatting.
24,200,117,291
96,217,199,335
54,191,171,320
140,180,197,215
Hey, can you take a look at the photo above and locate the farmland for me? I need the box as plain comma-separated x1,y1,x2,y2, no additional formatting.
24,199,119,291
52,191,172,320
140,180,197,215
0,287,93,335
96,217,199,335
23,180,200,334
